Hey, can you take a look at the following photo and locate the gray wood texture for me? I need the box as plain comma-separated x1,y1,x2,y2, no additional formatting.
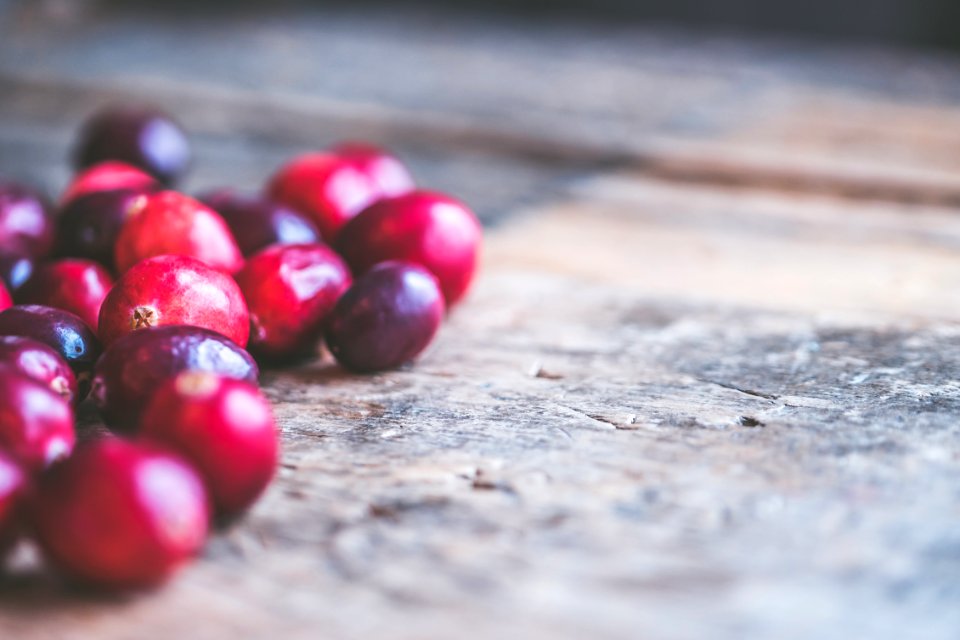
1,2,960,639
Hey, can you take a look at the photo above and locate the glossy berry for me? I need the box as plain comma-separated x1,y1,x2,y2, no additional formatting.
72,105,191,185
99,254,250,348
0,305,101,395
114,191,244,274
140,372,278,516
0,368,74,470
334,191,482,305
0,253,35,292
32,438,209,589
235,243,350,361
333,142,415,199
267,153,379,242
0,452,26,556
0,180,55,259
91,325,258,432
56,188,148,269
0,336,78,404
19,259,114,331
199,190,320,257
325,261,444,372
61,161,157,204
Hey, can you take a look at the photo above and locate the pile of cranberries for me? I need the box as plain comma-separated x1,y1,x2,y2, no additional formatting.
0,105,481,590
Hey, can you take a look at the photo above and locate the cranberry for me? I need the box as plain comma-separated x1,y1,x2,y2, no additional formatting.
325,261,444,372
0,368,74,470
0,336,78,404
99,254,249,348
61,161,157,204
0,180,55,259
199,190,320,257
0,281,10,312
235,243,350,362
114,191,244,274
140,372,278,516
0,253,35,292
266,153,379,242
18,259,114,331
56,189,147,269
0,452,26,556
91,325,258,432
334,191,481,305
72,105,191,185
0,305,101,395
32,438,209,589
333,142,415,199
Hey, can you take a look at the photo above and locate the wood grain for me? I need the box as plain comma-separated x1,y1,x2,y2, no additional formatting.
1,3,960,639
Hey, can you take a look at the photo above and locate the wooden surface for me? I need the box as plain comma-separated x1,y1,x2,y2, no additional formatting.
2,2,960,639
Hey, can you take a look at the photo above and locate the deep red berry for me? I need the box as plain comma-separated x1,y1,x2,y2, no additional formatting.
199,190,320,257
0,336,78,404
61,161,157,204
235,243,350,361
91,325,258,432
0,253,34,293
267,153,379,242
325,261,444,372
0,452,26,557
0,368,75,470
0,181,55,259
72,105,191,185
0,281,10,312
98,254,249,348
334,191,481,305
56,189,148,269
140,372,278,516
114,191,244,274
333,142,415,199
0,305,101,397
32,438,209,589
18,259,114,331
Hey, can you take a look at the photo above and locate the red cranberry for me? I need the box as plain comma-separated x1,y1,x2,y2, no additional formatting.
334,191,481,305
0,452,26,556
56,189,147,269
32,438,209,589
0,180,55,259
0,305,101,394
0,368,74,470
0,253,35,292
140,372,278,516
0,336,78,404
18,259,114,331
325,261,444,372
333,142,415,199
61,161,157,204
99,254,249,348
266,153,379,242
114,191,244,274
235,243,350,362
91,325,258,432
199,190,320,257
72,105,191,185
0,281,10,311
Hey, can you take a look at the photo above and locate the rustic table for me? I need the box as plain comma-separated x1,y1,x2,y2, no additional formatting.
1,2,960,639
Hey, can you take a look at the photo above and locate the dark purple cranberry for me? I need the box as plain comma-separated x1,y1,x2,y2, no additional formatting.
199,190,320,257
0,253,35,292
0,368,75,471
91,325,258,432
0,181,55,259
0,305,101,398
324,261,445,372
0,336,78,404
72,105,191,185
56,189,148,269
